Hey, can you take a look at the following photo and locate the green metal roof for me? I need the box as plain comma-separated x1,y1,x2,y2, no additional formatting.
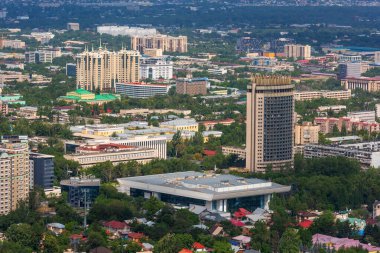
74,89,93,95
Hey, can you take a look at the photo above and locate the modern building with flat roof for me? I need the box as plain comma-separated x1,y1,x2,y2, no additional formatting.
29,153,55,190
159,118,198,132
304,142,380,168
115,82,171,98
117,171,291,212
61,176,100,208
64,144,159,168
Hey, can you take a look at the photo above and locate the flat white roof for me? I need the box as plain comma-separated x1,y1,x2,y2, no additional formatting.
117,171,290,201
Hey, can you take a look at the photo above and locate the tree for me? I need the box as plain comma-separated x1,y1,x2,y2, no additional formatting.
154,233,193,253
310,211,336,236
251,221,271,253
43,234,61,253
213,241,234,253
5,223,39,250
143,197,165,218
279,228,301,253
86,231,107,250
0,241,32,253
125,242,142,253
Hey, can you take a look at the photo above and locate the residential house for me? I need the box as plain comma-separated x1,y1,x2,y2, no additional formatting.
46,223,65,235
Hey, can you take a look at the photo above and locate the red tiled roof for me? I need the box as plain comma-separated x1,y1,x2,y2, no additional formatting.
230,219,245,227
103,220,128,230
70,234,83,240
128,232,144,239
179,249,193,253
203,150,217,156
238,208,251,215
193,242,206,249
299,219,313,229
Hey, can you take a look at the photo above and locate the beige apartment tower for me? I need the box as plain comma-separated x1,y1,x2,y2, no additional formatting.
284,44,311,59
76,47,140,92
0,136,30,215
131,34,188,53
246,76,295,173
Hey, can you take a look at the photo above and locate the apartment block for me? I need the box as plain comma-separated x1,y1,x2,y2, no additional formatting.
284,44,311,59
76,48,140,92
294,122,320,145
25,50,59,64
176,78,209,96
314,117,380,134
0,39,25,49
0,136,30,215
131,34,188,53
304,142,380,168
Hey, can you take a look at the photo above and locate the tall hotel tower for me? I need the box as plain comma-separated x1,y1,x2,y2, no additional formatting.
246,76,294,173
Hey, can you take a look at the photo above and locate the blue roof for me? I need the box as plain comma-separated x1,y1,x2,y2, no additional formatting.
47,223,65,229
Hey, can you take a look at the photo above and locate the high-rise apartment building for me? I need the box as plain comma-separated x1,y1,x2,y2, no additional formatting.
246,76,294,172
76,47,140,92
284,44,311,59
0,136,30,215
131,34,188,53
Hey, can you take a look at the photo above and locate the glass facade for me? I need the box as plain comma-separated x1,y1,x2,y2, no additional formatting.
227,195,264,213
263,95,293,162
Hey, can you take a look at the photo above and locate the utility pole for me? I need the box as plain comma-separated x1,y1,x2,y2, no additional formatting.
83,188,89,228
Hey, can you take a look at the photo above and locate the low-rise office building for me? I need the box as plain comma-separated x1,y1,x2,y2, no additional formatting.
347,111,376,123
294,90,351,101
222,146,246,159
176,78,209,96
0,94,26,105
67,22,80,31
60,176,100,208
117,171,291,212
64,144,159,168
304,142,380,168
341,77,380,92
115,82,171,98
140,57,173,80
159,118,198,132
58,89,120,105
200,118,235,130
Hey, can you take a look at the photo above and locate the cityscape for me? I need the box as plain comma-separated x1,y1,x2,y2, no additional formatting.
1,0,380,253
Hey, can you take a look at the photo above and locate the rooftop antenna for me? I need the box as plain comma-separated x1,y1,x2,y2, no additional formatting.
99,38,102,49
